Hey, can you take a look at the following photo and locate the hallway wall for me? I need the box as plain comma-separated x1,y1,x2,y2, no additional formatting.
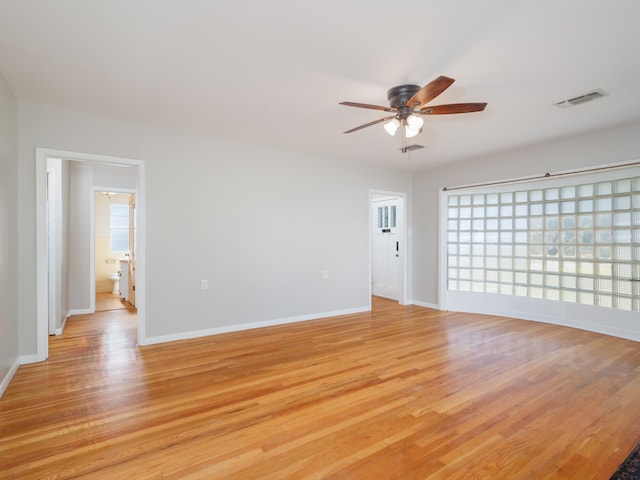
0,70,19,393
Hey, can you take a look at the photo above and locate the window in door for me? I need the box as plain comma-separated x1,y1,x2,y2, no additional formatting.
377,205,397,233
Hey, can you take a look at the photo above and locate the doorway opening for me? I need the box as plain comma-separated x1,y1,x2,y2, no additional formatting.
94,190,137,313
370,190,408,306
36,148,146,362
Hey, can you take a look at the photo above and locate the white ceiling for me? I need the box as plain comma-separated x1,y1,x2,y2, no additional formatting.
1,1,639,172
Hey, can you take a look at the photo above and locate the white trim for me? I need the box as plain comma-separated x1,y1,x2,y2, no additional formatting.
46,158,63,335
143,306,370,346
410,300,440,310
369,189,409,306
91,186,136,315
67,308,94,316
446,292,640,342
35,151,49,361
89,189,95,313
443,158,640,192
0,360,20,398
36,148,146,361
18,354,39,365
136,163,146,346
438,189,449,310
54,315,70,336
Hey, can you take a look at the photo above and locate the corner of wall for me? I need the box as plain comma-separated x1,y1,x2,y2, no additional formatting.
0,68,20,395
0,360,20,398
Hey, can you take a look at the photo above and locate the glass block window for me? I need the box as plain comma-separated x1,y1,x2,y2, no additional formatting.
446,175,640,312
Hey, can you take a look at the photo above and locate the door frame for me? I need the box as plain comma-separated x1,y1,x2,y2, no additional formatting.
90,187,136,313
46,158,62,335
36,148,146,362
369,189,408,306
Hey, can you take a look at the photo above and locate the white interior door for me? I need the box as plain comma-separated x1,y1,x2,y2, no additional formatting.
372,197,401,300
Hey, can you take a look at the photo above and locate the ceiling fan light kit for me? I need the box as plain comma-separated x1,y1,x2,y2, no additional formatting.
404,126,420,138
383,118,400,135
406,114,424,130
340,76,487,151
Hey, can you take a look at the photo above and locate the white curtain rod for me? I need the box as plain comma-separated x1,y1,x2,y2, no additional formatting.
442,160,640,192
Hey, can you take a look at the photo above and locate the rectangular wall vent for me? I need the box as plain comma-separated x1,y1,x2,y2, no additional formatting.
555,89,607,108
399,144,424,153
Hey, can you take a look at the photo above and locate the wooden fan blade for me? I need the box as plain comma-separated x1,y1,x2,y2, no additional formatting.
407,76,455,108
419,103,487,115
339,101,396,112
343,115,397,134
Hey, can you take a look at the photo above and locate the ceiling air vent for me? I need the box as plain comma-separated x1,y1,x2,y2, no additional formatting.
399,144,424,153
555,89,607,108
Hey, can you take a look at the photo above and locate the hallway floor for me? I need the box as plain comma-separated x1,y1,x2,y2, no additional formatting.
95,292,135,312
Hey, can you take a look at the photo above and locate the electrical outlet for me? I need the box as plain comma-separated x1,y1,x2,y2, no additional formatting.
322,270,328,280
201,279,208,290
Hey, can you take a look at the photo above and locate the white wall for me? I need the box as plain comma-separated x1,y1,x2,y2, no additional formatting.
412,120,640,306
0,71,19,395
17,103,412,354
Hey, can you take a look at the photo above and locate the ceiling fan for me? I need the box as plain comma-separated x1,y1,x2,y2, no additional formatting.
340,76,487,138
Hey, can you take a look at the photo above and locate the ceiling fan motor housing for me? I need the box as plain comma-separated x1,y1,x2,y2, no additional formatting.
387,84,421,109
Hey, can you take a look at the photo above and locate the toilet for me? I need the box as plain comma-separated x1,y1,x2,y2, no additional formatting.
108,273,120,295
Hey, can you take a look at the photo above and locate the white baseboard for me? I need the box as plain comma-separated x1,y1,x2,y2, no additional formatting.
19,354,40,365
444,292,640,343
411,300,440,309
462,305,640,343
141,306,370,346
68,308,93,316
0,359,20,398
55,314,70,336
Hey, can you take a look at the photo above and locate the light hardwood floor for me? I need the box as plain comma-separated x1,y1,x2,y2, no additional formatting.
95,292,135,312
1,297,639,479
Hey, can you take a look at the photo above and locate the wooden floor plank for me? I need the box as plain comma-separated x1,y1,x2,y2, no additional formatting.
1,297,639,478
95,292,134,312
